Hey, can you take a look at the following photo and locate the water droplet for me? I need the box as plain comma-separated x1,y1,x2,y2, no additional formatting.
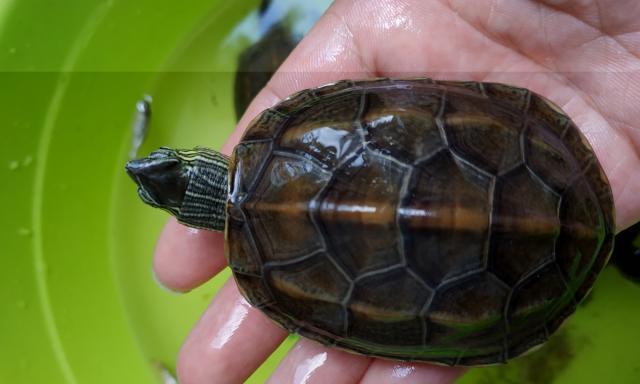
293,352,327,384
16,300,27,309
391,363,416,378
8,47,16,54
22,156,33,167
17,227,32,236
8,160,19,170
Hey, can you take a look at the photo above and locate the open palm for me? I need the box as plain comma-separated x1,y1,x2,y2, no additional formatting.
152,1,640,383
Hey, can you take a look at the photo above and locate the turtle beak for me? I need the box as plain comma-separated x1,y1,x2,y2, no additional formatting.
125,153,189,212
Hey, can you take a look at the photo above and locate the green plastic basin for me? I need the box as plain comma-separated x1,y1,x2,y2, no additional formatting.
1,1,639,383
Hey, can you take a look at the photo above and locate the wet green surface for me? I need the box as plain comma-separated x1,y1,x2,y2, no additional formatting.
1,1,639,383
460,268,640,383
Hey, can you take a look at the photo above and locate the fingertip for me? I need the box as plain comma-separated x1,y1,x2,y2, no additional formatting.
153,218,227,292
151,264,189,294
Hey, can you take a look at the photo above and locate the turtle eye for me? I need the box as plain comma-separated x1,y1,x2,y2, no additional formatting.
148,147,176,159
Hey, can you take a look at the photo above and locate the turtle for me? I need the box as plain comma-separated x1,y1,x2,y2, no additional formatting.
125,78,615,366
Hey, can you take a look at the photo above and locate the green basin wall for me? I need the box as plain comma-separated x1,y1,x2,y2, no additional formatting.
2,1,640,383
0,1,295,382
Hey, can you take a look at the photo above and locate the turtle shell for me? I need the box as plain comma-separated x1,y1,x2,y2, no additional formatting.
225,78,615,365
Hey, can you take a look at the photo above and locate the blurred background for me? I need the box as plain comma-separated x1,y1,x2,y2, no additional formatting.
1,0,639,382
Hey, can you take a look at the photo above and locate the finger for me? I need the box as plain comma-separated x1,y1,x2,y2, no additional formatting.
267,339,371,384
177,279,288,384
360,359,466,384
153,217,227,292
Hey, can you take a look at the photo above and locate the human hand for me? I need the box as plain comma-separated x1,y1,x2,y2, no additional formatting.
153,1,640,383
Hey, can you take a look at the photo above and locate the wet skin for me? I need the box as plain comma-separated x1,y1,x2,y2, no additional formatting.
152,1,640,383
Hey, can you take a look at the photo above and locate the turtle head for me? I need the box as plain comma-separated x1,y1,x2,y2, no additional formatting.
125,147,230,231
125,148,188,214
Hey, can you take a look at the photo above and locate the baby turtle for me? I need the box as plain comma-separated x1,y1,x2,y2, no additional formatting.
126,78,615,365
